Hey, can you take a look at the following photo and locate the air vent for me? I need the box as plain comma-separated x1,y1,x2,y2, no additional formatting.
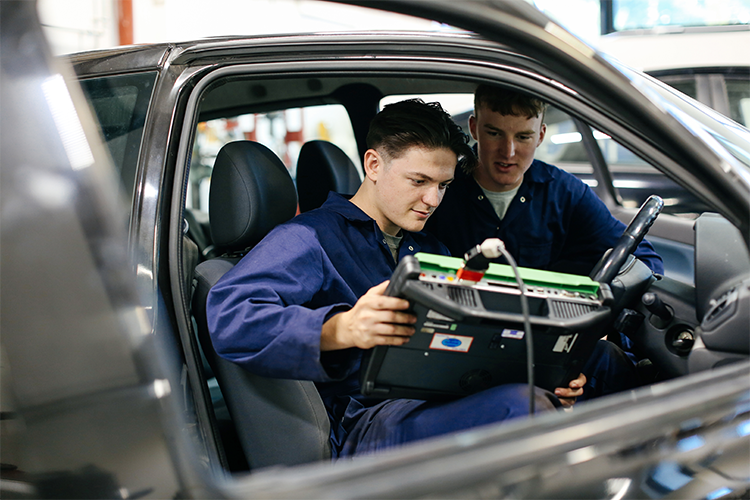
549,300,595,319
448,286,477,307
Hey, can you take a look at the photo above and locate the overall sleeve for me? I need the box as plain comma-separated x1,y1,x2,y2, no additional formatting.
206,223,357,382
565,185,664,275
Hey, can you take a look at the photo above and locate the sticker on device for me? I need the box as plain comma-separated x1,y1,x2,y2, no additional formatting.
501,329,525,340
430,333,473,352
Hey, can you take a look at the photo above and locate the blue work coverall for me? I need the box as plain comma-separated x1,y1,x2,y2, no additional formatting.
207,193,558,458
426,159,664,276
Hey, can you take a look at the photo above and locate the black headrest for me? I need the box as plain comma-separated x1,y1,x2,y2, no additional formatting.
209,141,297,255
296,140,362,212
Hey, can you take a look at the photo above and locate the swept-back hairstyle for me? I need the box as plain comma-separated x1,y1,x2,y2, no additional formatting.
474,84,548,120
366,98,476,172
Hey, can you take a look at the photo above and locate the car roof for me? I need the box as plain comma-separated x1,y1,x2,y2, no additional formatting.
66,31,499,76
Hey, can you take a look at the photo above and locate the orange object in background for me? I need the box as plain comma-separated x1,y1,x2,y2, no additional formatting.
118,0,133,46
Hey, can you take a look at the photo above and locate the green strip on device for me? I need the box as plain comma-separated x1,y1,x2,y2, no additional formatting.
415,252,601,296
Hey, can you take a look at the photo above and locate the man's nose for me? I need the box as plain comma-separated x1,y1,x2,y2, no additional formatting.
498,138,515,158
423,185,441,207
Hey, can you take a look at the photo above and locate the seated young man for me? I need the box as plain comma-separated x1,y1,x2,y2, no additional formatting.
206,99,585,459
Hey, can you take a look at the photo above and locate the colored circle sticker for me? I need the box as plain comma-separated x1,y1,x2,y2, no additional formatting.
442,338,461,348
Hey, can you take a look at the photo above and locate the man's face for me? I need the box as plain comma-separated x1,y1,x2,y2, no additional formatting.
469,104,546,192
366,146,456,236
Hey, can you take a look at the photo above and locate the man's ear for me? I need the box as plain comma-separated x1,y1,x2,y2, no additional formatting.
468,114,478,141
363,149,381,181
537,122,547,146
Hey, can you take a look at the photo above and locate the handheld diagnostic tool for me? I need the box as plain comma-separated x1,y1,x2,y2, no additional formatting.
360,252,613,400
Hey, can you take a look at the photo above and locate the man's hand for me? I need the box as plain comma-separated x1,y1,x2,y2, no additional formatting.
554,373,586,408
321,281,416,351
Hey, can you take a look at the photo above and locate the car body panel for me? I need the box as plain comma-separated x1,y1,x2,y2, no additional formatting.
70,44,172,76
0,2,208,498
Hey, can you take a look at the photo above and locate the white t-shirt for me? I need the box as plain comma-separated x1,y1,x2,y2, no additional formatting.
383,231,403,263
480,184,520,220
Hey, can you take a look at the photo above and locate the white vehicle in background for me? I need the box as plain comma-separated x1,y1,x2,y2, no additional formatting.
596,0,750,128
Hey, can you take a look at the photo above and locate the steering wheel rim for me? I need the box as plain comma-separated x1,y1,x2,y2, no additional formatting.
590,195,664,284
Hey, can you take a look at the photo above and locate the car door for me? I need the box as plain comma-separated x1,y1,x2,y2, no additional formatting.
0,3,196,499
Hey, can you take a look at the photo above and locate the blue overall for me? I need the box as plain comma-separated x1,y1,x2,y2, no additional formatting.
206,193,560,458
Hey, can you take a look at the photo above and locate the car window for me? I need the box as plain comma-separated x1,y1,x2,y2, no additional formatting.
538,108,710,217
608,0,749,31
726,78,750,127
79,72,156,205
661,78,699,102
188,104,359,214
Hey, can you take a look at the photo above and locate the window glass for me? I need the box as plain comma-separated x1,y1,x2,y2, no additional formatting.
726,78,750,127
79,72,156,204
189,104,359,213
612,0,750,31
537,106,651,167
663,79,698,101
537,106,707,217
381,93,474,116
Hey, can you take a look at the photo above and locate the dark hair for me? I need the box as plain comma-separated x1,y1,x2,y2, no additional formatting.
474,85,548,120
366,98,475,172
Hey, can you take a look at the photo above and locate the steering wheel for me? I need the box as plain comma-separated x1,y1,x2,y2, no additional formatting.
590,195,664,284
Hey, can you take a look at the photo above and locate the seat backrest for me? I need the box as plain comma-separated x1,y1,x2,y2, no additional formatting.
296,140,362,212
191,141,331,471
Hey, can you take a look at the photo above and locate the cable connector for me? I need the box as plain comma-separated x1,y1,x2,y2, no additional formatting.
456,238,505,283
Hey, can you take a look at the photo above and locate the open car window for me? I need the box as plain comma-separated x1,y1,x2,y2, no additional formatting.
189,104,360,214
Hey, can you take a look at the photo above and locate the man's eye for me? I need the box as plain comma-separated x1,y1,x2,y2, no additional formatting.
411,179,425,185
519,135,532,141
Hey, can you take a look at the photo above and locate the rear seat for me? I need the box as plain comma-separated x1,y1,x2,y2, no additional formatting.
296,140,361,212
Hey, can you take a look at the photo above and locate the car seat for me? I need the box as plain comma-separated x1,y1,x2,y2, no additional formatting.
296,140,361,212
191,140,331,471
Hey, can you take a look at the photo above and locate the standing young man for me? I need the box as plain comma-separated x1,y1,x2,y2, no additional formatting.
207,99,585,458
426,85,663,276
426,86,663,398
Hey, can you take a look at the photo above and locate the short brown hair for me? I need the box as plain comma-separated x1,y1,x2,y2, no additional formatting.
474,85,547,120
367,98,476,173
